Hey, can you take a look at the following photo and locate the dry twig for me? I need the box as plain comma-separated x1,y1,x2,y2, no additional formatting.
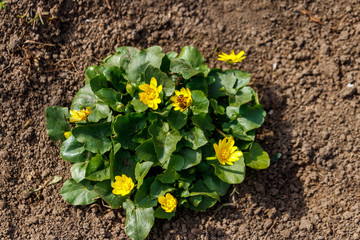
301,9,324,25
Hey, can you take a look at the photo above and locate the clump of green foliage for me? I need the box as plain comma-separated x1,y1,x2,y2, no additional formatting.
46,46,270,240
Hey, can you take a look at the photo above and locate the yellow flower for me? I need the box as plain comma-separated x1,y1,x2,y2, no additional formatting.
111,174,135,196
170,88,192,112
217,50,246,64
158,193,177,213
64,131,72,139
213,137,243,165
69,107,92,123
138,77,162,110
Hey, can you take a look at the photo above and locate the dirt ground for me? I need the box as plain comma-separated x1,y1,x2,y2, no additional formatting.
1,0,359,239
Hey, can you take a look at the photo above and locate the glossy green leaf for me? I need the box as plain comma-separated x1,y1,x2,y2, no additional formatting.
104,46,140,70
183,127,208,150
85,65,105,84
111,149,137,181
154,206,175,220
85,154,110,181
210,99,225,115
112,113,147,149
186,75,208,95
178,46,205,68
149,119,182,169
203,173,230,197
135,161,153,188
61,179,98,205
90,74,109,93
168,109,187,129
135,177,157,208
244,142,270,170
186,196,217,212
236,104,266,132
94,180,124,209
150,179,175,199
72,123,112,154
132,127,150,144
70,162,87,183
135,139,158,163
123,199,155,240
190,90,209,115
60,135,92,163
179,148,202,169
127,46,165,83
131,98,148,113
103,66,126,91
71,85,111,122
181,180,220,201
208,157,246,184
170,58,203,80
144,65,175,97
229,86,254,107
157,167,180,184
95,88,123,112
46,106,71,141
191,113,215,131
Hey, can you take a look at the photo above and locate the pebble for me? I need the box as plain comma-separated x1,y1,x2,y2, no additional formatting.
299,219,313,231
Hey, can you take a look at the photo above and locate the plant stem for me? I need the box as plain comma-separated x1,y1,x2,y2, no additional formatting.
215,128,227,138
206,156,217,160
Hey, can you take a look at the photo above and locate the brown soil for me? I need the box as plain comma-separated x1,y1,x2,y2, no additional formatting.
1,0,359,239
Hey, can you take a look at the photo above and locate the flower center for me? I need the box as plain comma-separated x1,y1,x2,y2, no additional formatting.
146,89,157,100
177,96,190,110
219,149,231,161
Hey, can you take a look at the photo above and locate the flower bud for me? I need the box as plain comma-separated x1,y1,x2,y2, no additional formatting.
126,83,135,96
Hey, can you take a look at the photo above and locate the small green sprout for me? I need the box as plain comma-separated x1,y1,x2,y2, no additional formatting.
28,7,49,26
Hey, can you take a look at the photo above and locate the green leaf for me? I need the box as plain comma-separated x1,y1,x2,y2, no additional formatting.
90,74,109,93
135,161,153,188
135,139,158,163
189,196,202,207
186,196,217,212
110,142,121,181
94,88,123,112
103,66,126,91
46,106,71,141
71,85,111,122
135,177,157,208
244,143,270,170
186,75,208,95
61,179,98,205
236,104,266,132
222,121,255,141
70,162,87,183
170,59,204,80
104,47,140,71
154,206,176,220
150,179,175,199
112,113,147,149
183,127,208,150
210,99,225,115
85,65,105,84
144,65,175,97
132,127,150,144
191,113,215,131
94,180,124,209
226,106,240,121
168,109,187,129
60,135,93,162
203,173,230,197
72,123,112,154
178,46,205,68
208,70,251,97
157,168,180,184
229,86,255,107
149,119,182,169
131,98,148,113
179,148,202,169
181,180,220,201
190,90,209,115
111,149,137,181
208,157,246,184
123,199,155,240
127,46,165,83
85,154,110,181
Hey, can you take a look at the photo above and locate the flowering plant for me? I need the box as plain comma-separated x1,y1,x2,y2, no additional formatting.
46,46,269,240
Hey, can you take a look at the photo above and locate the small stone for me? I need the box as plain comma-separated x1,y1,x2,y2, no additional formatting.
343,211,353,220
299,219,313,231
280,229,291,238
190,228,200,234
340,87,357,99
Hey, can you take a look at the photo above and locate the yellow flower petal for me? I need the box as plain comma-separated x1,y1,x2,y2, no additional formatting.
213,136,242,165
138,77,162,110
217,50,246,64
